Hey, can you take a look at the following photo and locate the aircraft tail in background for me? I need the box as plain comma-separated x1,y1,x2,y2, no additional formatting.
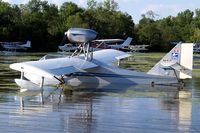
121,37,132,47
147,43,193,79
21,41,31,48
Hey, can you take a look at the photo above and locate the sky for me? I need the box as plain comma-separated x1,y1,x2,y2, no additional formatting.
3,0,200,24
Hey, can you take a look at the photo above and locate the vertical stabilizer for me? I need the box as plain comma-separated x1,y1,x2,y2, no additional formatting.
22,41,31,48
147,43,193,79
121,37,132,47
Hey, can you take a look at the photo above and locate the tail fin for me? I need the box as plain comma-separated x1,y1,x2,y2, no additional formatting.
121,37,132,47
147,43,193,79
21,40,31,48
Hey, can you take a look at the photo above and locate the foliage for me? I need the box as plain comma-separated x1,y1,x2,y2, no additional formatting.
136,9,197,51
0,0,199,52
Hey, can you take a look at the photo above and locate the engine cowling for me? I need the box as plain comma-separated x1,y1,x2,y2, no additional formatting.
66,28,97,43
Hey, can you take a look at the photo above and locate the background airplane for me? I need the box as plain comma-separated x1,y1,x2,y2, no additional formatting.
0,40,31,51
58,43,78,52
58,31,132,52
91,37,132,52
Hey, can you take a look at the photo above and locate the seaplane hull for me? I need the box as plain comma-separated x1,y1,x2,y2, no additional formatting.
13,56,178,90
65,69,177,88
14,68,177,90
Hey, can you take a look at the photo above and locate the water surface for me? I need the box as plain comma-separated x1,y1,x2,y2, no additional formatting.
0,51,200,133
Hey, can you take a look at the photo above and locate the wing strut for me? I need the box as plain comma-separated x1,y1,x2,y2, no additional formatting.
71,42,93,61
54,76,65,84
40,77,44,104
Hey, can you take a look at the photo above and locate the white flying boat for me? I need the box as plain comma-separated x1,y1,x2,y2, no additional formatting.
10,28,193,91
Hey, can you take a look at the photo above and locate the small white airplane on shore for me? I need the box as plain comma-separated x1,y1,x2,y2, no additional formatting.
0,40,31,51
58,43,78,52
92,37,132,51
129,45,149,52
10,28,193,91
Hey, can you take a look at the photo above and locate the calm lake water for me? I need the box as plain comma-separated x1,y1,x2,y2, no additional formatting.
0,51,200,133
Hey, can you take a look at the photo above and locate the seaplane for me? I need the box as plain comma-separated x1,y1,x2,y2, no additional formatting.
91,37,132,52
0,40,31,51
9,28,193,91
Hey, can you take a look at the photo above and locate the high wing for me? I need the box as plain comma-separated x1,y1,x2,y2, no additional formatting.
93,39,123,43
10,49,129,80
10,57,98,79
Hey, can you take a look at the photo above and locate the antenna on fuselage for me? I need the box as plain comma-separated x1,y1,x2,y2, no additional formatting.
66,28,97,60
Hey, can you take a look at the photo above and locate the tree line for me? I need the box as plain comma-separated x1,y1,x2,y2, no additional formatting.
0,0,199,52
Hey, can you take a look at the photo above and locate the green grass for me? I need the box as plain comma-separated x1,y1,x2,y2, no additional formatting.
120,52,200,77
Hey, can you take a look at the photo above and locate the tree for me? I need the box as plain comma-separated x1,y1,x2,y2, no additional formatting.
103,0,118,12
85,0,134,39
17,0,61,51
174,9,194,42
0,0,15,40
136,15,163,51
191,28,200,42
65,13,88,28
60,2,84,31
87,0,97,9
157,16,180,46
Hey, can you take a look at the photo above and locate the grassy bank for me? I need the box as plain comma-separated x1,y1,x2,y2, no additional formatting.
120,52,200,78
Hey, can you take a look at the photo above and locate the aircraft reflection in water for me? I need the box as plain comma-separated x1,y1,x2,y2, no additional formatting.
4,84,190,133
178,100,192,132
160,98,192,133
15,87,95,133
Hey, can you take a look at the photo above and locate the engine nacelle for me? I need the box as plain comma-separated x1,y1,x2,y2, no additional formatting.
66,28,97,43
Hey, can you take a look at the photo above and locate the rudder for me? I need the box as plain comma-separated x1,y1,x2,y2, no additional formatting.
121,37,132,47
